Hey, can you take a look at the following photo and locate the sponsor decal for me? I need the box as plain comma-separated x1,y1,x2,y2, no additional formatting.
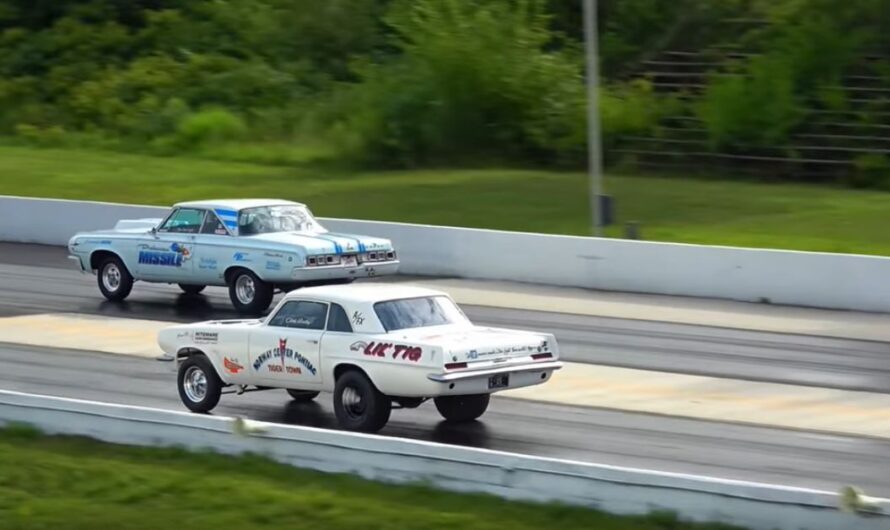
464,342,548,360
265,260,282,271
264,252,285,258
233,252,250,262
199,257,218,270
194,331,218,344
176,331,191,339
351,311,365,326
350,341,422,362
252,338,317,376
138,243,191,267
223,357,244,374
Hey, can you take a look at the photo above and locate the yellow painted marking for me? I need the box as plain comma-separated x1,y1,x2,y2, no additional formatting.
1,312,890,439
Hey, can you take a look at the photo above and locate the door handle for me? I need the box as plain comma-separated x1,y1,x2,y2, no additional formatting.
308,339,319,344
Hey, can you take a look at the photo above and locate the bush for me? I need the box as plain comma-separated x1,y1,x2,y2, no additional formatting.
173,108,247,148
847,154,890,189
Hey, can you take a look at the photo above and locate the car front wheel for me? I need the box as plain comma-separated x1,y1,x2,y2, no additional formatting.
434,394,490,422
177,355,222,413
286,389,320,403
333,370,391,433
97,256,134,302
179,284,206,295
227,269,273,314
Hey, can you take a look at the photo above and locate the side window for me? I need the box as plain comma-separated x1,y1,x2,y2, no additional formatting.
268,301,328,330
200,212,230,235
159,208,205,234
327,303,353,333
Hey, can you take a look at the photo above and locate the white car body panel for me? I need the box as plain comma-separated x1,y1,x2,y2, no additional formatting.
158,284,562,398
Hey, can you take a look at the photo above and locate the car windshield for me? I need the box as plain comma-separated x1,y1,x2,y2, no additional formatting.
238,205,324,235
374,296,469,332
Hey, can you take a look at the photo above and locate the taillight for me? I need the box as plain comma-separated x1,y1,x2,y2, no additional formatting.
444,362,467,370
531,353,552,360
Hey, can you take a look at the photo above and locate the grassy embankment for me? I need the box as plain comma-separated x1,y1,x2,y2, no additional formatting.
3,145,890,255
0,426,741,530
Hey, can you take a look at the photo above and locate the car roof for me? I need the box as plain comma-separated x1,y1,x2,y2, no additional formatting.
174,199,305,211
283,283,446,305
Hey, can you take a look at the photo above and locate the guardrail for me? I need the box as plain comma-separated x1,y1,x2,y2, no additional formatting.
3,195,890,313
0,389,886,530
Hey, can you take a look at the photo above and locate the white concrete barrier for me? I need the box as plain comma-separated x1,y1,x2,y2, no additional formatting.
3,195,890,313
0,389,886,530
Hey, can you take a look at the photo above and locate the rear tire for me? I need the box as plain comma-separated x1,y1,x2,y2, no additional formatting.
434,394,490,422
286,389,320,403
179,284,206,295
227,269,273,314
97,255,134,302
177,355,222,413
333,370,391,433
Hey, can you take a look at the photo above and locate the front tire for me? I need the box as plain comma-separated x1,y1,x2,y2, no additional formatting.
97,256,134,302
333,370,391,433
177,355,222,413
434,394,490,422
179,284,206,295
286,389,320,403
227,269,273,314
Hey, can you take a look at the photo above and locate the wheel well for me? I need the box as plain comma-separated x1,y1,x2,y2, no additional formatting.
176,347,207,361
224,266,253,285
334,363,366,381
90,250,124,272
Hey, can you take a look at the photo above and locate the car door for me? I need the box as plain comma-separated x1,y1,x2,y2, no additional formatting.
136,207,203,281
248,300,326,388
190,209,235,285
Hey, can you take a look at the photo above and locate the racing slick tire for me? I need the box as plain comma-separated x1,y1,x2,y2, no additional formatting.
97,255,134,302
434,394,490,422
177,355,222,413
179,284,206,295
333,370,391,433
286,389,320,402
227,269,274,314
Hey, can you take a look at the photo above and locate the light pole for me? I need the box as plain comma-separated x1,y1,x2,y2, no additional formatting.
582,0,604,236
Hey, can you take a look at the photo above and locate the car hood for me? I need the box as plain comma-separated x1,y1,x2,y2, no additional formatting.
244,230,393,255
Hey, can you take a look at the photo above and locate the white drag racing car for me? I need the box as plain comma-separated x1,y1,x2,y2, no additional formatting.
158,284,562,432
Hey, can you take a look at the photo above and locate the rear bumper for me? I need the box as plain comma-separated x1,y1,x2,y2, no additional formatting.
427,361,563,383
290,260,399,281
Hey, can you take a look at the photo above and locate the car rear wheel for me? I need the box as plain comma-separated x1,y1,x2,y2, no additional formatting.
333,370,391,433
286,389,320,403
227,269,273,314
177,355,222,413
179,284,206,295
97,256,134,302
434,394,490,422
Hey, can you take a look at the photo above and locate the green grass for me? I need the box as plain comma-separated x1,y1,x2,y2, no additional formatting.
3,145,890,255
0,426,741,530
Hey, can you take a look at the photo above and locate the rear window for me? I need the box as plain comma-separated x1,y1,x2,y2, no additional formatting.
374,296,468,332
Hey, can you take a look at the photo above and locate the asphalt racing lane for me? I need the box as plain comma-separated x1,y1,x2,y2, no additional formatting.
2,242,889,392
2,342,889,496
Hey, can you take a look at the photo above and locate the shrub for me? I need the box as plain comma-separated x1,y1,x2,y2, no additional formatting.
173,108,247,148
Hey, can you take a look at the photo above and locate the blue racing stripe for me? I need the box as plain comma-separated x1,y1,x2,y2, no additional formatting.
215,208,238,218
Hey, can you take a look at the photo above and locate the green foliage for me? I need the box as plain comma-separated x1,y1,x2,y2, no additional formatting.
341,0,586,167
601,80,681,145
173,109,247,148
848,154,890,189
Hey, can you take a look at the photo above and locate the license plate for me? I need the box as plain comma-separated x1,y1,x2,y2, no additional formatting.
488,374,509,389
343,256,357,267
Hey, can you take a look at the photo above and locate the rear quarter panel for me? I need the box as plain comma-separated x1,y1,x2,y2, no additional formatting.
321,332,442,396
160,323,254,384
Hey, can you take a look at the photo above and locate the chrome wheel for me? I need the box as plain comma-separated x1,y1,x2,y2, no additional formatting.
341,386,366,419
102,263,121,292
183,365,208,403
235,275,255,305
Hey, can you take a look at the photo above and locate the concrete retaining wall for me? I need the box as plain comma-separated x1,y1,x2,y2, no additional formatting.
2,195,889,312
1,389,886,530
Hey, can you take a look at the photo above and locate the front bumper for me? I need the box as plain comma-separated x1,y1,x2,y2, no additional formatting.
68,255,89,273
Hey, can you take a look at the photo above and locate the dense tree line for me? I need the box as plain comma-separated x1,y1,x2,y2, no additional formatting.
0,0,887,171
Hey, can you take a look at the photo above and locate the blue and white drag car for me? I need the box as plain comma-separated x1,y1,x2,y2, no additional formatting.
68,199,399,313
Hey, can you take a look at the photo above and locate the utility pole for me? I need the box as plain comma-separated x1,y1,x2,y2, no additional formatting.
582,0,604,236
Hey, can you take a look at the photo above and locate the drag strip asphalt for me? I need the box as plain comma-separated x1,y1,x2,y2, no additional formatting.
2,243,889,393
